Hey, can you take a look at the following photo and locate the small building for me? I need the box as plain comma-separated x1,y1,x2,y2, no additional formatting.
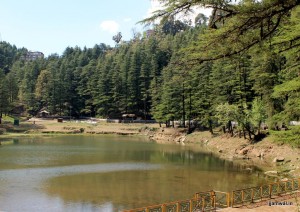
38,110,50,118
122,114,136,119
23,51,44,61
122,114,136,123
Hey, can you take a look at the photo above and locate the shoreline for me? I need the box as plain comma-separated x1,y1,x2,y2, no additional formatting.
1,118,300,178
144,127,300,178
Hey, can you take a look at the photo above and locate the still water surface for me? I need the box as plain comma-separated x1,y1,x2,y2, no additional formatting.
0,135,268,211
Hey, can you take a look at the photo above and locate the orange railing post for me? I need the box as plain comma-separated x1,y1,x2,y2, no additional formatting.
176,202,180,212
231,191,234,207
162,204,166,212
260,186,262,201
241,190,244,205
227,192,230,207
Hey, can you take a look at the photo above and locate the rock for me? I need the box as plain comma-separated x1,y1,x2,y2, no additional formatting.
264,171,278,176
256,152,262,157
285,159,291,163
174,137,180,143
273,157,285,163
180,136,186,142
239,148,249,155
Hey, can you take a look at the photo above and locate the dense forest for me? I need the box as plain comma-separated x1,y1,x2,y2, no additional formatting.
0,0,300,141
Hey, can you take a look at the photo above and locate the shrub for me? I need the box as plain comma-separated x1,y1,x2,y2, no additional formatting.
0,128,7,135
271,126,300,147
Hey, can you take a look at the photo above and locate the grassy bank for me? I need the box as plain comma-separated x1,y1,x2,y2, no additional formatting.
0,116,160,137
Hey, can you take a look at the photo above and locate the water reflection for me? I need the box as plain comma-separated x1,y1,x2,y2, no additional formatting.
0,135,268,211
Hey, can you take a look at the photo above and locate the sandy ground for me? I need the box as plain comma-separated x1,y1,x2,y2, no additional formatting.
25,118,159,135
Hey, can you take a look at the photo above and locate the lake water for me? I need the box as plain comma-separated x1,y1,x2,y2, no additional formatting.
0,135,269,211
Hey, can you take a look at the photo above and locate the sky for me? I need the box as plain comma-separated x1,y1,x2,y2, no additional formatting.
0,0,211,56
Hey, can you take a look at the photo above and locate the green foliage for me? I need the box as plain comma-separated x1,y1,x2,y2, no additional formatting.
0,69,10,116
272,126,300,147
250,98,267,133
215,103,239,126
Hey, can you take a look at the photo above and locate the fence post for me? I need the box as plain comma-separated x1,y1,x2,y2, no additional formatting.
285,181,287,193
162,204,166,212
211,191,215,209
227,192,230,208
231,191,234,207
176,203,180,212
242,190,244,205
251,188,254,203
190,199,193,212
269,184,272,198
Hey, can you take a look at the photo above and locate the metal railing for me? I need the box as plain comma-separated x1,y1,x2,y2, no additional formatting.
231,178,300,207
123,178,300,212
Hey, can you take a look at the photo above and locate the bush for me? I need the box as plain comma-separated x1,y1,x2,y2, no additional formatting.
0,128,7,135
271,126,300,147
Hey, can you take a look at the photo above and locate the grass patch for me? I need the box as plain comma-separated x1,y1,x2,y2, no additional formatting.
1,115,14,123
271,126,300,147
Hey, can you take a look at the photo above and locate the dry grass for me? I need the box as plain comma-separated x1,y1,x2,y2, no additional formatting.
25,118,160,135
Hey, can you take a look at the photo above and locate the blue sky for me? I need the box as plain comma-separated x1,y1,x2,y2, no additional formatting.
0,0,211,56
0,0,157,56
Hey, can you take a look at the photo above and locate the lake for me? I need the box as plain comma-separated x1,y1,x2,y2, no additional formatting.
0,135,269,211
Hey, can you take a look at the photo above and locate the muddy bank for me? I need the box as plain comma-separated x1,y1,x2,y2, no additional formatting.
145,127,300,178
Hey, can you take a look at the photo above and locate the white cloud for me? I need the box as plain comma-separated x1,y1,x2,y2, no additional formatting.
100,20,120,34
145,0,212,24
123,18,132,22
145,0,164,19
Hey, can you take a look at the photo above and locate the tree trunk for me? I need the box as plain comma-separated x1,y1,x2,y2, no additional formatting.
228,121,233,136
209,119,213,134
182,83,185,128
222,126,226,133
257,121,261,135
